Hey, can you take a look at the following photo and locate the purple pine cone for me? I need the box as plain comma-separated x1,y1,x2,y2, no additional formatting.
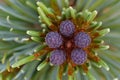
45,32,63,48
71,48,87,65
60,20,75,37
50,49,66,65
74,32,91,48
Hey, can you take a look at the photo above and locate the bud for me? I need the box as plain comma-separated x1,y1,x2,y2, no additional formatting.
71,48,87,65
50,50,66,65
45,32,63,48
60,20,75,37
74,32,91,48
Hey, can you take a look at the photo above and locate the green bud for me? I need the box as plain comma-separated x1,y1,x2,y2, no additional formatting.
98,45,109,50
91,21,97,26
26,30,41,37
12,55,35,68
37,2,54,16
37,61,47,71
63,8,70,19
93,22,102,30
99,60,110,71
69,7,76,19
98,28,110,36
93,39,104,44
37,7,52,26
87,10,97,22
82,10,91,20
31,37,44,42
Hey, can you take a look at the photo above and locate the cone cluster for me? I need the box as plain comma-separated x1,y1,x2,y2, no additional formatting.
45,20,91,65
